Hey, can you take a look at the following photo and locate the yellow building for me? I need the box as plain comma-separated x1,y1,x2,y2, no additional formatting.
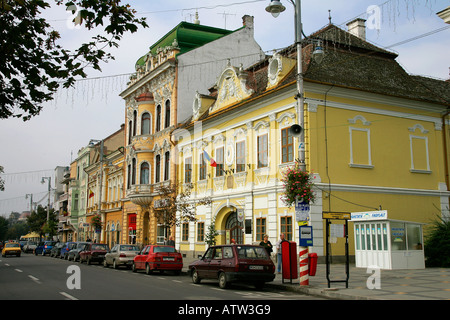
118,16,264,247
85,125,124,245
175,21,450,264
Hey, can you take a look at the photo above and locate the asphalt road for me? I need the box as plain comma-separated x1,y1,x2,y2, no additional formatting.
0,253,327,302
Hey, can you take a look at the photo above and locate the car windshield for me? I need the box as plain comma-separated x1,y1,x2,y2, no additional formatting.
237,246,269,260
5,243,20,248
120,245,139,251
153,246,176,253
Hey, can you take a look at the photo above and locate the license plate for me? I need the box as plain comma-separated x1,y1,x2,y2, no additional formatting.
249,265,264,270
163,257,174,261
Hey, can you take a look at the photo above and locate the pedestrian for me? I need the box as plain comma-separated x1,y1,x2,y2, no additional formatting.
259,234,273,256
166,236,175,247
276,233,285,273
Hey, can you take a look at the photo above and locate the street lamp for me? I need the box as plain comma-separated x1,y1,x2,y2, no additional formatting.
266,0,325,287
41,177,51,222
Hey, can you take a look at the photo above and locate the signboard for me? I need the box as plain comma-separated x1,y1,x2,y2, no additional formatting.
299,226,313,246
350,210,388,221
295,198,310,225
322,212,351,220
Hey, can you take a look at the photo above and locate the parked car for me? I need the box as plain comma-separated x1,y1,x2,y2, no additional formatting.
50,242,65,258
60,242,77,259
23,240,37,253
2,242,21,257
35,240,57,256
34,242,45,255
79,243,110,265
67,242,89,262
103,244,140,269
132,245,183,275
189,244,275,289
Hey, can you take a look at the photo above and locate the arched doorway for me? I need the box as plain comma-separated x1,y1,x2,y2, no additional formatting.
225,210,244,244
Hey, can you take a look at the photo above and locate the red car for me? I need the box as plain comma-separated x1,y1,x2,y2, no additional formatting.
79,243,110,265
132,245,183,275
189,245,275,289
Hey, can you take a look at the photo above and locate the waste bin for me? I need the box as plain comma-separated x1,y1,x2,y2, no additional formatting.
308,253,318,276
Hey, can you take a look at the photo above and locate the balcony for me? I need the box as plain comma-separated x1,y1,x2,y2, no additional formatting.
126,184,153,207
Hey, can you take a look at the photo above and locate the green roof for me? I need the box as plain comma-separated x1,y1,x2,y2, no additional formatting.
136,22,236,67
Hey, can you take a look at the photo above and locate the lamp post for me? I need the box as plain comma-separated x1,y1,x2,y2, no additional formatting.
41,177,51,222
266,0,324,286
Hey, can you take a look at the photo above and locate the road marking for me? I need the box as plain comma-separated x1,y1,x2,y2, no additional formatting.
15,269,23,273
60,291,78,300
5,263,10,266
28,275,41,284
172,280,183,283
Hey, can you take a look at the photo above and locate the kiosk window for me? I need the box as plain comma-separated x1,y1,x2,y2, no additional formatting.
391,222,406,251
355,226,360,250
383,223,388,251
407,224,422,250
377,223,382,250
366,225,371,250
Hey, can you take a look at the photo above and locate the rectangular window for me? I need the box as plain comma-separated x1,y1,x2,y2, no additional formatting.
349,127,372,168
256,217,266,242
197,222,204,242
257,134,268,168
184,157,192,183
281,128,293,163
280,216,292,241
410,135,430,172
215,147,224,177
199,154,206,180
182,223,189,242
236,141,245,172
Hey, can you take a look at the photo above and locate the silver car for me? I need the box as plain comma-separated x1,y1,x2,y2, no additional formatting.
103,244,140,269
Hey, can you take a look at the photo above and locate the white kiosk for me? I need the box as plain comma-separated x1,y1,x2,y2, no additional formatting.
351,210,425,270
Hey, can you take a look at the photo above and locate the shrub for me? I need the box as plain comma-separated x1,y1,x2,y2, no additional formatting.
424,215,450,267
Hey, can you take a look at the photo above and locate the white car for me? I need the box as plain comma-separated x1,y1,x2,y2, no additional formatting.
23,241,37,253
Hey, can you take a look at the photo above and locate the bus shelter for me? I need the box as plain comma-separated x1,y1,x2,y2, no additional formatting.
351,210,425,270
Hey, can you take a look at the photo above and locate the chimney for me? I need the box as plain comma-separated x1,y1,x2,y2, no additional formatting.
346,18,366,40
242,15,254,29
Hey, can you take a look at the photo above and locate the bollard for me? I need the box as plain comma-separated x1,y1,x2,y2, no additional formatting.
299,247,309,286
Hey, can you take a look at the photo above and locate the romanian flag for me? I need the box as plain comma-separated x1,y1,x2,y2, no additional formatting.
203,150,217,167
89,190,94,198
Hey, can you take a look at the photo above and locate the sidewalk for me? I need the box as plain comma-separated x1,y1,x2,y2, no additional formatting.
182,257,450,300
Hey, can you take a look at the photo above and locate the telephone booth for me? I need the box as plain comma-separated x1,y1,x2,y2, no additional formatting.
351,210,425,270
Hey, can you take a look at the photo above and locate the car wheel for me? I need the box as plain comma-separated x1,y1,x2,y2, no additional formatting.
192,269,201,284
132,262,137,273
218,272,229,289
87,257,91,265
145,263,153,275
113,260,118,269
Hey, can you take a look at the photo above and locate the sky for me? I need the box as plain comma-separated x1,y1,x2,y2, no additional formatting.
0,0,449,216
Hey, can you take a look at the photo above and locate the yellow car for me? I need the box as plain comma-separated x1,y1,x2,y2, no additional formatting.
2,242,22,257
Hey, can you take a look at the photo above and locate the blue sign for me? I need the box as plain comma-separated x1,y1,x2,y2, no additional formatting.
299,226,313,246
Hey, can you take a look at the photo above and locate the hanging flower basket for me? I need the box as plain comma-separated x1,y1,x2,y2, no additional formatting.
281,163,315,207
91,214,102,230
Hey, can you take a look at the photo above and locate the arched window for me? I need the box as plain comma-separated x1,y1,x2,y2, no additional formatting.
164,151,170,181
133,110,137,136
128,120,132,145
140,162,149,184
141,112,151,135
131,158,136,185
165,100,170,128
155,154,161,183
156,105,161,132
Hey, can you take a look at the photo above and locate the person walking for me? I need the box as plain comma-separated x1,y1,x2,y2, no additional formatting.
276,233,285,274
259,235,273,256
